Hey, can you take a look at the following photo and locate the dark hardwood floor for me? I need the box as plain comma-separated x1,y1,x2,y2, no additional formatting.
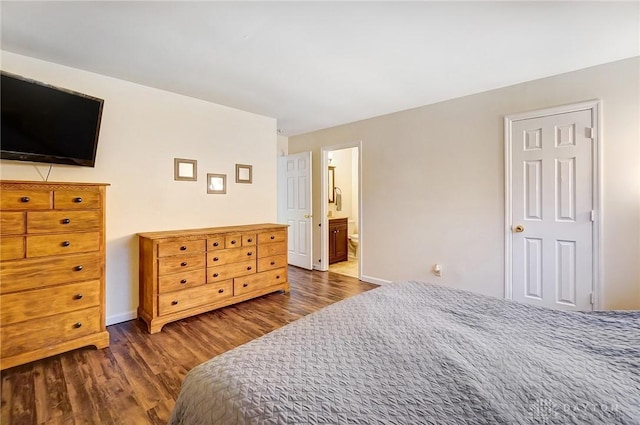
1,267,377,425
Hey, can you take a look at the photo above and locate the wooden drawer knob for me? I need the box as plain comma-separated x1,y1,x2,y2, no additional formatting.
74,322,82,329
270,261,275,266
213,273,219,278
74,265,83,271
61,241,71,247
247,252,253,256
213,257,219,261
218,289,224,294
74,294,83,300
213,242,219,247
276,275,281,279
61,218,71,224
180,246,187,251
74,197,83,203
171,300,178,305
247,238,253,243
247,266,252,270
230,240,236,245
243,283,248,288
180,279,187,284
270,235,275,240
180,262,187,267
21,196,30,203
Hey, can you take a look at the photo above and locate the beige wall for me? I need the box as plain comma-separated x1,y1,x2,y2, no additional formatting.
1,51,278,324
289,57,640,309
277,135,289,156
328,148,353,219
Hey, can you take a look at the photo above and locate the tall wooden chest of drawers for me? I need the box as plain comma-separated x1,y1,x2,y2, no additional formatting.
138,224,289,333
0,180,109,370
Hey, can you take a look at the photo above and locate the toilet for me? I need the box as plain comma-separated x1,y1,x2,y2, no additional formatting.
348,220,359,258
348,234,359,258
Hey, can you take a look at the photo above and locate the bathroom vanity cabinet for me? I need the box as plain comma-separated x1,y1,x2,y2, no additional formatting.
328,217,348,264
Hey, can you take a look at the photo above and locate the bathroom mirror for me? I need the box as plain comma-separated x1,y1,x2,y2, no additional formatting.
328,166,335,203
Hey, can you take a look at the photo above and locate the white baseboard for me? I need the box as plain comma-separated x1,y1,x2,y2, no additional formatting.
106,310,137,326
360,275,392,286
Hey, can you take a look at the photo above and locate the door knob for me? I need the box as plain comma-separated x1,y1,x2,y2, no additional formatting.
513,225,525,233
304,214,312,218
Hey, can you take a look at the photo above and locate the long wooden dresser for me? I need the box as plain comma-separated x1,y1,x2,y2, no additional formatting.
0,180,109,370
138,223,289,333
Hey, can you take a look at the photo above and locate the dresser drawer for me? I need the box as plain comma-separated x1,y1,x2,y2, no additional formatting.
0,212,25,235
243,233,257,246
1,280,100,326
26,232,100,258
0,190,52,210
207,247,255,266
0,252,102,294
158,281,232,316
207,259,256,283
226,233,257,246
0,237,24,261
233,268,287,296
257,254,288,272
258,230,286,244
224,234,242,249
27,210,101,234
207,236,225,251
158,239,206,258
1,307,102,358
258,242,286,258
158,269,206,293
54,190,101,210
158,253,206,275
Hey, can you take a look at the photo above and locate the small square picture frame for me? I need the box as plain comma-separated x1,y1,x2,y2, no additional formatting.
235,164,253,184
174,158,197,181
207,173,227,194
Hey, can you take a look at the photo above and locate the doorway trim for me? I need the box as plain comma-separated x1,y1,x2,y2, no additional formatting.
504,100,602,309
320,141,363,279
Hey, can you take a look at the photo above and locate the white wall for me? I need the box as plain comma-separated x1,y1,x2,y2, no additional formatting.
289,57,640,310
1,51,278,324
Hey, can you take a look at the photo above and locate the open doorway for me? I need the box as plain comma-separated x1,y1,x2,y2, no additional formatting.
322,143,361,279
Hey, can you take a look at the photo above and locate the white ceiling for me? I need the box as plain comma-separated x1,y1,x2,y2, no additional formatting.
1,1,638,136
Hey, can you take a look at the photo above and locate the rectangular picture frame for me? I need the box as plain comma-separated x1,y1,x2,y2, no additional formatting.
207,173,227,194
174,158,197,181
235,164,253,184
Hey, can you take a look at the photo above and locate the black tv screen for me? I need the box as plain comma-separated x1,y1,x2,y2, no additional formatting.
1,72,104,167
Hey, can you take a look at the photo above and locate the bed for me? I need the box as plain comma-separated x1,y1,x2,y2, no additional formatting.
168,281,639,424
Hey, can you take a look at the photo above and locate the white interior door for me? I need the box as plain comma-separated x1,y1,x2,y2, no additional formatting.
277,152,313,270
509,108,595,311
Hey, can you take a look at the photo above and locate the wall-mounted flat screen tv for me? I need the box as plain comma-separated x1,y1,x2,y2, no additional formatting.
1,71,104,167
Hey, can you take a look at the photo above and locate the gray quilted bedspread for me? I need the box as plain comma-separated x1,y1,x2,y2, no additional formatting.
168,282,640,425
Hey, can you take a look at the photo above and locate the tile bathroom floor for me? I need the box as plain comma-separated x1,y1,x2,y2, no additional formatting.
329,257,359,278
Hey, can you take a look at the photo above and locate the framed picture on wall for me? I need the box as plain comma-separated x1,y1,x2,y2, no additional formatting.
207,173,227,194
235,164,253,184
174,158,197,181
